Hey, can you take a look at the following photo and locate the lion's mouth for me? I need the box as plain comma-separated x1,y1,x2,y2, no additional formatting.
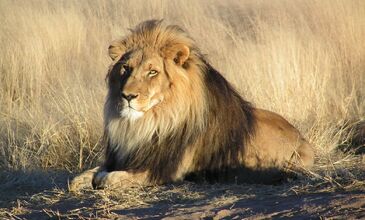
127,104,141,112
120,97,163,120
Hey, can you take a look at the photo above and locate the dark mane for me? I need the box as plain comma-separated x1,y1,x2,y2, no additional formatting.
191,61,256,171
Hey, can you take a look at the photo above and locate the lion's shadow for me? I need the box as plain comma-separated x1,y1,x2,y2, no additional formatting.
110,180,342,219
111,181,364,219
109,168,300,219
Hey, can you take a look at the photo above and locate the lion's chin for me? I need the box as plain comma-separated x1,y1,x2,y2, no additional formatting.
120,107,144,120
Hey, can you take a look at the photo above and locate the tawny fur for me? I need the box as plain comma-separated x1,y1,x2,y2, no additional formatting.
70,20,314,191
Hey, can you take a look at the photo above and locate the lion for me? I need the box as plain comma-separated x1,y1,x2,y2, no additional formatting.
70,20,314,191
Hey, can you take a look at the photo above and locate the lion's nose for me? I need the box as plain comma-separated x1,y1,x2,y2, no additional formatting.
122,93,139,102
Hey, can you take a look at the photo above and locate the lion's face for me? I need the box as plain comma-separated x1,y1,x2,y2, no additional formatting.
107,30,193,121
118,49,170,120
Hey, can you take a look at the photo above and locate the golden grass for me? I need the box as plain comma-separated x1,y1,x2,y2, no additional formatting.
0,0,364,175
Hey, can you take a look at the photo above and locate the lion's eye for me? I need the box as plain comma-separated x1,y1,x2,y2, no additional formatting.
122,64,131,74
148,70,158,77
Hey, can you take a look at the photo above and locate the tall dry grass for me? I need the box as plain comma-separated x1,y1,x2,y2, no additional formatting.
0,0,364,172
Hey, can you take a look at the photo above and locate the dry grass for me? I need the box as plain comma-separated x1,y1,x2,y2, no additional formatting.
0,0,365,218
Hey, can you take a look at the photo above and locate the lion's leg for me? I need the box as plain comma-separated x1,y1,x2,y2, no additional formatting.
286,141,314,173
69,166,100,192
92,170,150,189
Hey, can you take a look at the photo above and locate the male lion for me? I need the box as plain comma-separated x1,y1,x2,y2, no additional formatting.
70,20,314,191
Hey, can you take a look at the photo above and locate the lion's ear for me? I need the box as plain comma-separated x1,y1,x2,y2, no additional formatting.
108,40,126,61
163,44,190,66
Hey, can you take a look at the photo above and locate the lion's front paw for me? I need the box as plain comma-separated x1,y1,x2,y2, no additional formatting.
92,170,141,189
92,170,109,189
69,167,100,192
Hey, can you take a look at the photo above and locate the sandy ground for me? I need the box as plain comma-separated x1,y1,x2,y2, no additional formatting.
1,168,365,220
